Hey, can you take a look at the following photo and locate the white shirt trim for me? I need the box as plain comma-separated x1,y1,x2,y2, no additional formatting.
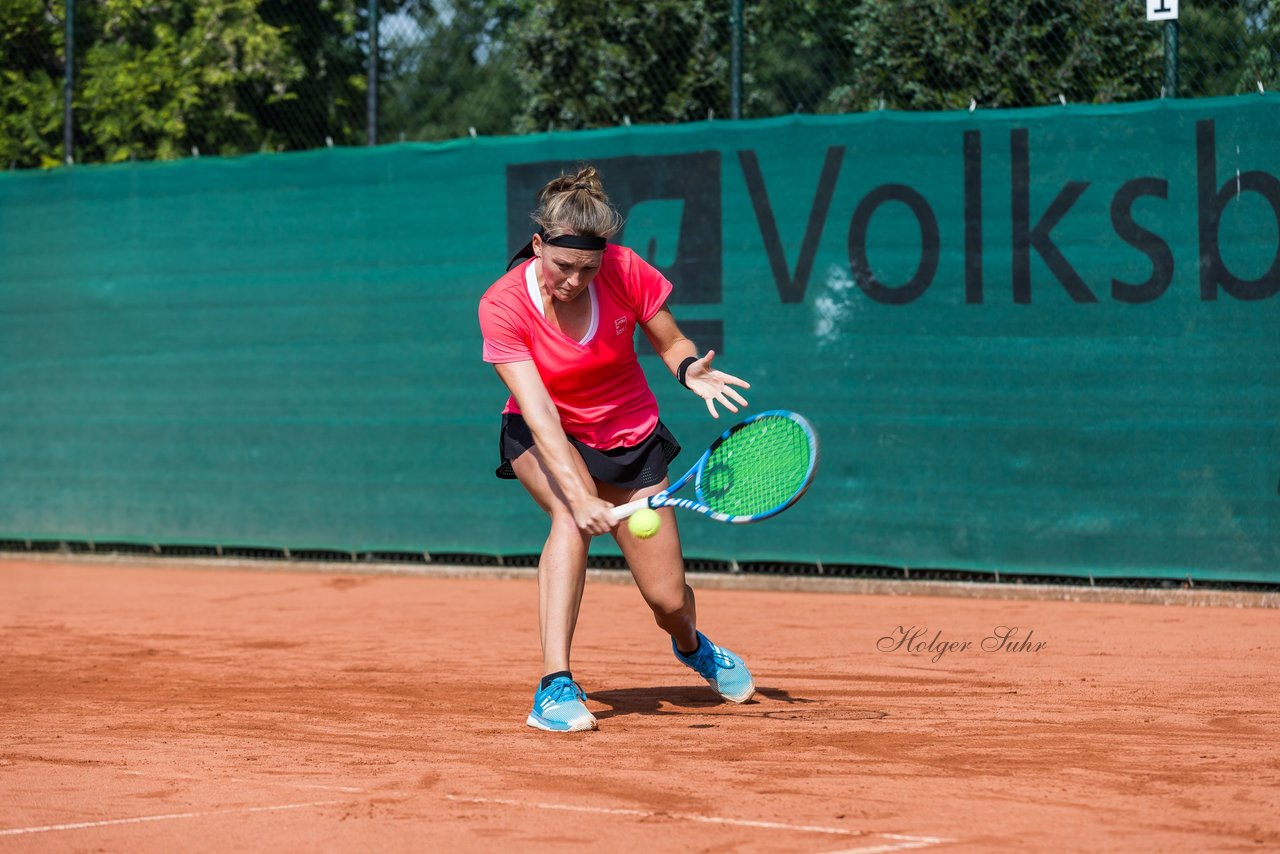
525,261,597,344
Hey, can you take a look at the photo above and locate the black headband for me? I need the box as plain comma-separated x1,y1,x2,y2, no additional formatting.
506,229,608,270
542,232,607,250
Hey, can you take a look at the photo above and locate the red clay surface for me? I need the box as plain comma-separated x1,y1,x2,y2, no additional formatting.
1,557,1277,853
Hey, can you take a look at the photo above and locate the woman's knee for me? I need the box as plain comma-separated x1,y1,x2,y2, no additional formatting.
646,582,693,619
547,511,588,544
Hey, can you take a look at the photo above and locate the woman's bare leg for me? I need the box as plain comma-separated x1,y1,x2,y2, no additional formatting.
599,478,699,653
510,447,596,675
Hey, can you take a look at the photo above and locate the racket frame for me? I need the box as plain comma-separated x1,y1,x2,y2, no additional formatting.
610,409,819,525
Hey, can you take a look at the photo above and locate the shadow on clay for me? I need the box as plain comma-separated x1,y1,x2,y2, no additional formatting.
588,685,815,720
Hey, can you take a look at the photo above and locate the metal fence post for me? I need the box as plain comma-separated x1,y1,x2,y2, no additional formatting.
1163,19,1179,98
730,0,742,119
367,0,379,145
63,0,74,164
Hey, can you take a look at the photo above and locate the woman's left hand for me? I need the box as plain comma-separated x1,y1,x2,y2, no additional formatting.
684,350,750,419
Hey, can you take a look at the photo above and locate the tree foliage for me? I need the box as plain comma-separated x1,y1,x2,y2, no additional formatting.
738,0,864,117
793,0,1162,112
255,0,384,151
76,0,303,162
1180,0,1280,96
2,0,1276,168
1,0,65,168
379,0,522,141
0,0,385,167
498,0,730,133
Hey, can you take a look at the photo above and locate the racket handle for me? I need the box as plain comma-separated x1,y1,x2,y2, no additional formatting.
608,498,652,524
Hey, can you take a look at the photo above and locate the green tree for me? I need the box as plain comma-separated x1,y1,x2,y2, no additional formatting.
1181,0,1280,96
1,0,67,168
0,0,390,168
836,0,1161,112
499,0,729,133
739,0,864,117
378,0,523,141
76,0,304,162
1249,2,1280,92
255,0,392,150
4,0,1275,170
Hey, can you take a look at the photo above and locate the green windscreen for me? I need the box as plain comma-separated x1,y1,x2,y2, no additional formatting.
0,95,1277,581
697,415,816,517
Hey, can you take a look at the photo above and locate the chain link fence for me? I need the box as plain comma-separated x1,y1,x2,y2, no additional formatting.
2,1,1277,170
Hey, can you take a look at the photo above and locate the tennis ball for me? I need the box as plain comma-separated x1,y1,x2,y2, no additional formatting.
627,507,661,539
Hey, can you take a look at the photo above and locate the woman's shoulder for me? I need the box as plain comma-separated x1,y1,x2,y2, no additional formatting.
601,244,657,284
480,262,529,306
603,243,640,269
600,244,667,294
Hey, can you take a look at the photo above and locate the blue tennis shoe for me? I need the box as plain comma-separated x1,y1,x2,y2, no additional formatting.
526,675,598,732
673,631,755,703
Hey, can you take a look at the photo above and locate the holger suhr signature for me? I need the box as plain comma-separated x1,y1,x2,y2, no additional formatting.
878,626,1047,663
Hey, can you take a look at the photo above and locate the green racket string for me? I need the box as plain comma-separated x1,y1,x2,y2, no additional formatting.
698,416,814,516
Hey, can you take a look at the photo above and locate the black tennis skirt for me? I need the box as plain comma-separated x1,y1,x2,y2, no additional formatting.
496,413,682,489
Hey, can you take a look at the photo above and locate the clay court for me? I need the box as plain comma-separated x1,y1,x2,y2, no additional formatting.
2,556,1277,852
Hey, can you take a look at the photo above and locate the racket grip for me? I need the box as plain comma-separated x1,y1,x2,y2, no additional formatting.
608,498,652,524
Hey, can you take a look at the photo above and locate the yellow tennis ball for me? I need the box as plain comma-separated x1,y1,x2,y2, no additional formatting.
627,507,661,539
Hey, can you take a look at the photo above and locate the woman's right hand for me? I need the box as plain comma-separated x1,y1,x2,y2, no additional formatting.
571,495,617,537
682,350,750,419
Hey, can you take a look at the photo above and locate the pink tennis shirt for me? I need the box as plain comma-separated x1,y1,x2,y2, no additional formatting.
478,244,673,450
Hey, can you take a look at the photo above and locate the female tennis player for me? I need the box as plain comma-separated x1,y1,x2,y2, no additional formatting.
478,164,755,732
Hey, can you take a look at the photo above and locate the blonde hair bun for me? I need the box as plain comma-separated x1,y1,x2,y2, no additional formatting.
534,164,623,240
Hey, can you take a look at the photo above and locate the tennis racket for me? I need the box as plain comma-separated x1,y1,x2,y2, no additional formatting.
610,410,819,525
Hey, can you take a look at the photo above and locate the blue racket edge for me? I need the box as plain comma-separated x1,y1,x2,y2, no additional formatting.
608,410,819,526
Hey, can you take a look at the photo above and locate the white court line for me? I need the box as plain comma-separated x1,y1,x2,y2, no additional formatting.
445,795,953,849
821,835,952,854
0,800,343,837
